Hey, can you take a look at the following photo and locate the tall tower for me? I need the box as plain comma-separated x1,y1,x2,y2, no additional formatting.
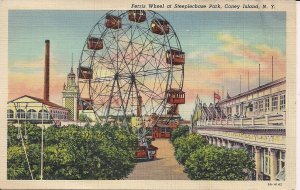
62,67,78,121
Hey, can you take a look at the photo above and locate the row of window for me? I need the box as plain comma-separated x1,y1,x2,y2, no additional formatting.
254,94,285,113
226,93,285,116
7,109,68,120
50,109,68,120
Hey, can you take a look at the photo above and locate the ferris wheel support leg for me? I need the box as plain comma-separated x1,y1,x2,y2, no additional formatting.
116,78,127,129
106,78,116,124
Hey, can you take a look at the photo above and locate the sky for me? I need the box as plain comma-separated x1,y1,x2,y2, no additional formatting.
8,10,286,119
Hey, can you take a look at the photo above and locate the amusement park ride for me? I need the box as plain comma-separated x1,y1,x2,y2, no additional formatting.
78,10,185,160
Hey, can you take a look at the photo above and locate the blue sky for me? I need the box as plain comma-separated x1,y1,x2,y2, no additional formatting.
8,10,286,119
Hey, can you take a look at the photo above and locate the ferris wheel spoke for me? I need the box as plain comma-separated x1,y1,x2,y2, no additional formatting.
135,78,164,100
78,10,184,125
134,43,166,75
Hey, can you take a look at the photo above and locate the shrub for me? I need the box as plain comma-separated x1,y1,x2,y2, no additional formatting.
185,145,255,180
173,134,208,164
170,125,189,143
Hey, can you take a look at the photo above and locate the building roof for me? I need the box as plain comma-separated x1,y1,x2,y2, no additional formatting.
8,95,68,110
219,77,286,104
68,67,75,77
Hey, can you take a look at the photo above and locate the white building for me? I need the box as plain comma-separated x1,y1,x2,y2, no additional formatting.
7,95,68,127
192,77,286,181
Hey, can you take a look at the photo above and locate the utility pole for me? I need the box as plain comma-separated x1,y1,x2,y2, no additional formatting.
248,71,250,91
259,64,261,87
41,106,44,180
272,56,274,81
240,74,241,94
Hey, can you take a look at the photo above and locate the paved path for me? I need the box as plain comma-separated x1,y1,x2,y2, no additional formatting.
126,139,189,180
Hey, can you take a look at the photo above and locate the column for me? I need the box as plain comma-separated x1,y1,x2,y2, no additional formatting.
270,149,278,181
255,146,261,180
222,139,227,147
227,140,232,148
212,138,216,146
217,138,221,147
265,114,269,126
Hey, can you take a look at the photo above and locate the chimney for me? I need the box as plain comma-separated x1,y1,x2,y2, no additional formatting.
44,40,50,102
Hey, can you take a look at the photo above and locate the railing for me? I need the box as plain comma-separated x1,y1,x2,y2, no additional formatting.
196,112,285,127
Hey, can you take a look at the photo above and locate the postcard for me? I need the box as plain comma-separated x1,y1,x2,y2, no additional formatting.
0,0,297,189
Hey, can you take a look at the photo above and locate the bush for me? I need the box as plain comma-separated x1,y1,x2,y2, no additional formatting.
7,124,137,180
78,113,92,122
170,125,189,143
185,145,255,180
173,134,208,164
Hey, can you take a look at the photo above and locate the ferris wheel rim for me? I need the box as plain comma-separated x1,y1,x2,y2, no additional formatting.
78,10,184,128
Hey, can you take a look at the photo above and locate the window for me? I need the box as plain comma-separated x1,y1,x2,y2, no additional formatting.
261,148,270,175
26,109,37,119
7,109,14,118
265,97,270,112
16,109,25,119
277,151,285,173
272,96,278,111
38,110,49,119
258,99,263,112
248,102,253,112
280,94,286,111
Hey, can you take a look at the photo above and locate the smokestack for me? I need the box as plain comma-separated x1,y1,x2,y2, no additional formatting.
44,40,50,102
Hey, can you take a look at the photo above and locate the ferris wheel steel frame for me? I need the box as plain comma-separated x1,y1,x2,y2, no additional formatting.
78,10,184,135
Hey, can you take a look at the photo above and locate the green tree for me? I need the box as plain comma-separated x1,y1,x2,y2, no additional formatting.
173,134,208,164
185,145,255,180
7,124,137,180
170,125,189,143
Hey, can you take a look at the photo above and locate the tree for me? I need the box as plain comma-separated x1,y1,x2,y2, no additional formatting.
185,145,255,180
170,125,189,143
173,134,208,164
7,124,137,180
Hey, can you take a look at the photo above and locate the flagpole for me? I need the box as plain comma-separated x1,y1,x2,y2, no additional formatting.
213,92,215,104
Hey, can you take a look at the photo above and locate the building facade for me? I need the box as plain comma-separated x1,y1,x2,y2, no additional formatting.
7,95,69,127
191,77,286,181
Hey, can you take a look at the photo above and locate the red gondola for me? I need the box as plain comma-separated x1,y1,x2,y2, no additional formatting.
152,126,172,138
78,66,93,79
135,144,158,160
167,89,185,104
128,10,146,23
151,19,169,35
87,37,103,50
105,15,121,29
166,49,185,65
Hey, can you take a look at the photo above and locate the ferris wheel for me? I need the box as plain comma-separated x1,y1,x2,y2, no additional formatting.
78,10,185,129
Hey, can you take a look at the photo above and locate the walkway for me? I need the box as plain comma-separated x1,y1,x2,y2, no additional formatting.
126,139,189,180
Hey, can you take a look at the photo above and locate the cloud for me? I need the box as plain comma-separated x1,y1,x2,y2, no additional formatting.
217,33,285,78
182,33,286,109
9,58,67,105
